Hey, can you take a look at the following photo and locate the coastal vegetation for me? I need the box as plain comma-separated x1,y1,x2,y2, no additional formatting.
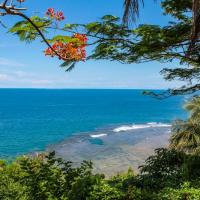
0,0,200,199
170,96,200,154
1,148,200,199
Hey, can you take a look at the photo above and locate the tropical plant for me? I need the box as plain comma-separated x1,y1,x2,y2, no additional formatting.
184,96,200,119
88,181,124,200
0,0,199,96
135,148,200,192
0,150,200,200
169,95,200,155
55,0,199,96
123,0,200,53
0,152,102,200
157,182,200,200
123,0,144,24
137,148,186,190
170,118,200,154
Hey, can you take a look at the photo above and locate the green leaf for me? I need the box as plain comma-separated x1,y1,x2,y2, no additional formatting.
60,62,76,72
63,24,79,30
48,35,77,43
101,15,119,22
9,16,51,42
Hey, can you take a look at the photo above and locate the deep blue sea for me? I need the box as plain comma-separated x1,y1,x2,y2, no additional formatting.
0,89,187,158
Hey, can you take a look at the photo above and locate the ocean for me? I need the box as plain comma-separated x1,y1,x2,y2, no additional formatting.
0,89,187,160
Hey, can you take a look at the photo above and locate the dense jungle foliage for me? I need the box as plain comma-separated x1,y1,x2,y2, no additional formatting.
0,148,200,200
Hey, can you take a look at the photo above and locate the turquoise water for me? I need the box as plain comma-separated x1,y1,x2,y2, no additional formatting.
0,89,187,158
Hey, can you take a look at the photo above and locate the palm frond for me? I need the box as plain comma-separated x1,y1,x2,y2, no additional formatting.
170,119,200,154
0,20,6,28
60,62,76,72
184,96,200,119
123,0,144,25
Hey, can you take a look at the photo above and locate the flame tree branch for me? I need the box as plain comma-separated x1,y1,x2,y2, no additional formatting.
0,0,68,61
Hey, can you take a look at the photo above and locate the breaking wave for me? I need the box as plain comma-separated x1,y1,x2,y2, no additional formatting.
90,133,107,138
113,122,171,133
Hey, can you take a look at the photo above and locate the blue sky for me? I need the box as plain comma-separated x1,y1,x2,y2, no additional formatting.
0,0,182,89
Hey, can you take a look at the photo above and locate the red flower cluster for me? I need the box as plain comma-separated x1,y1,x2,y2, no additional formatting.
44,34,87,61
46,8,65,21
55,11,65,21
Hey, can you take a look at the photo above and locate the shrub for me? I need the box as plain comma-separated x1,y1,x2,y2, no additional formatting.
88,180,124,200
157,182,200,200
0,150,200,200
136,148,200,190
0,152,102,200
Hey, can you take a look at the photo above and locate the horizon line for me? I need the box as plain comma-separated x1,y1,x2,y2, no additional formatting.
0,87,168,90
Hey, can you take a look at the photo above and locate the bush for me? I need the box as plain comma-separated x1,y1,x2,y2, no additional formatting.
0,150,200,200
0,152,102,200
136,148,200,190
157,182,200,200
89,180,124,200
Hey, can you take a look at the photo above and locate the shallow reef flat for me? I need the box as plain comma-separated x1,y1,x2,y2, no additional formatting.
49,123,171,176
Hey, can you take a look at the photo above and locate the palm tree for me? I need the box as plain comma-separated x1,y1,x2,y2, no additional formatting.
169,96,200,154
170,118,200,154
184,96,200,119
123,0,200,51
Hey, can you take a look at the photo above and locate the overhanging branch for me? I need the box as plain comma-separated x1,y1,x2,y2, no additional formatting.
0,1,68,61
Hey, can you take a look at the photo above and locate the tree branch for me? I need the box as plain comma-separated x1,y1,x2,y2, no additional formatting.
0,3,68,61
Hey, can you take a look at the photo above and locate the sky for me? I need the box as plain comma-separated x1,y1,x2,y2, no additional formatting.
0,0,182,89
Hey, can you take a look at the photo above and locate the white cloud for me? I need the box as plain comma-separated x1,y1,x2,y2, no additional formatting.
13,70,36,78
0,69,55,87
0,73,11,81
0,57,25,67
29,79,53,85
